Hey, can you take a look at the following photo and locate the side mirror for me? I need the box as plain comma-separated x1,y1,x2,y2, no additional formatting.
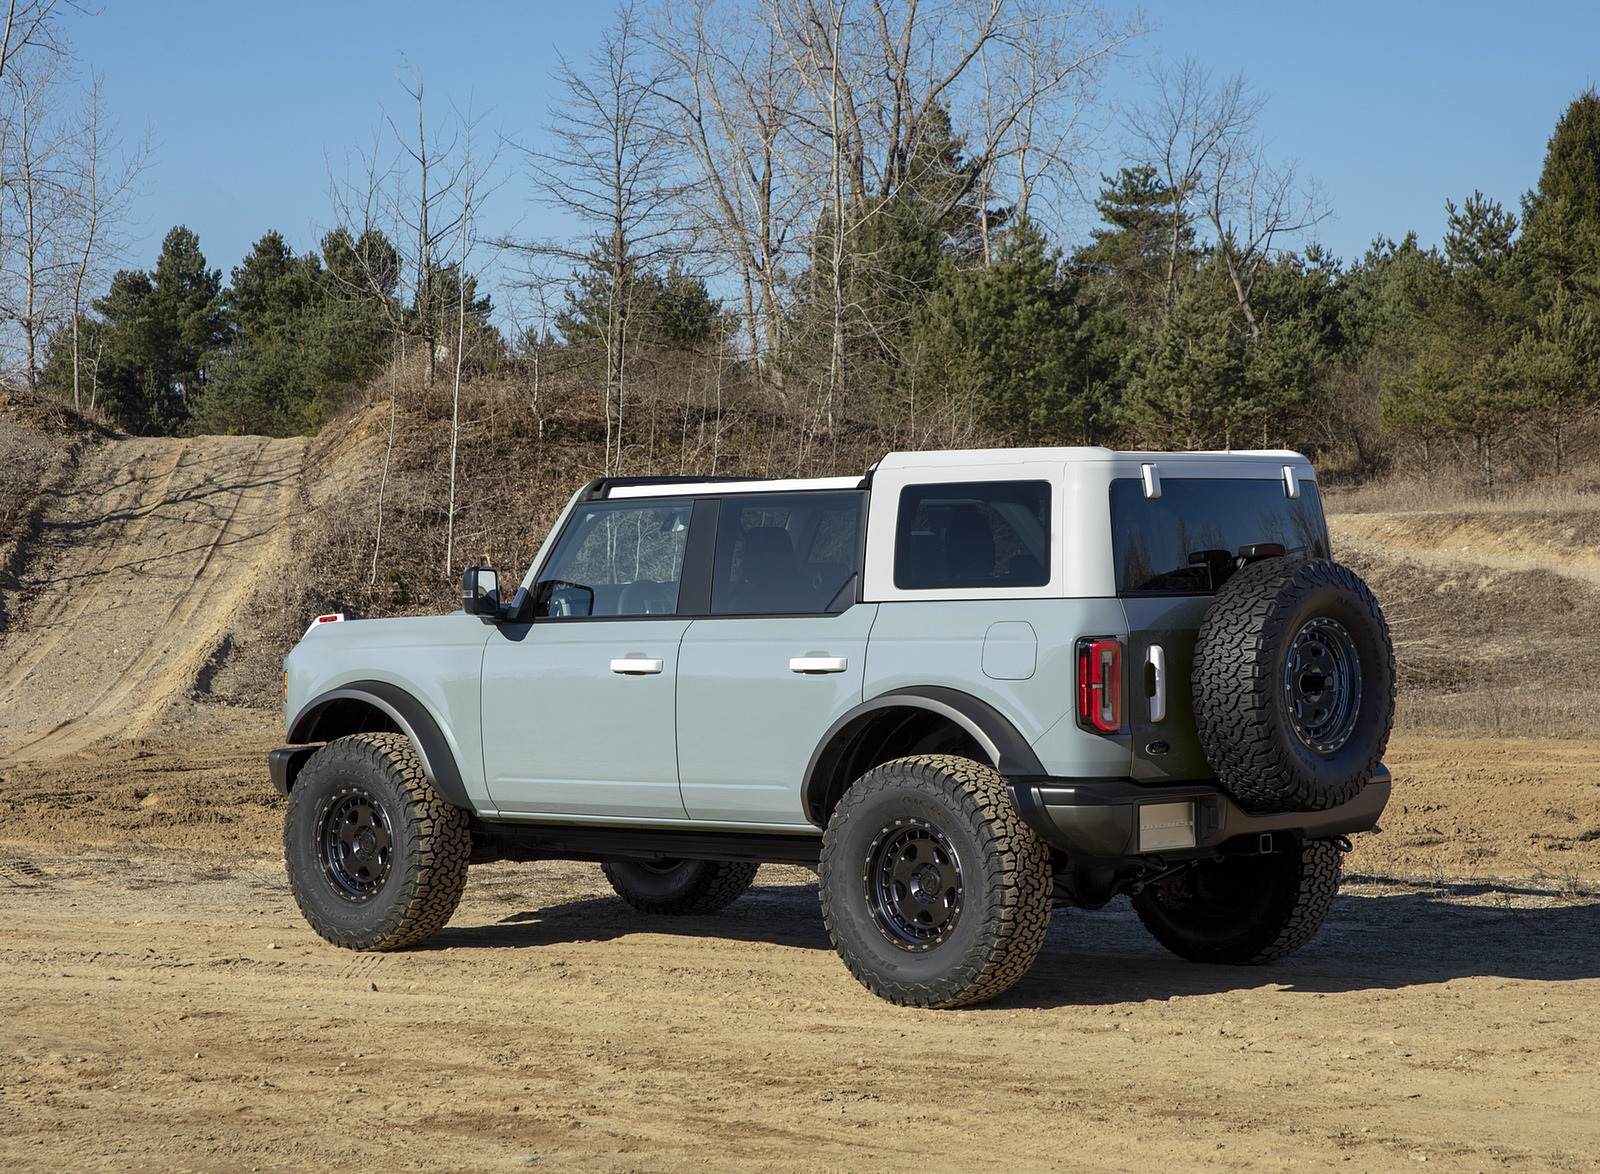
461,565,500,617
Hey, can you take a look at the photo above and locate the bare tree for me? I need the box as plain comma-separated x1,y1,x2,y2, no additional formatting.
444,107,498,575
386,64,493,387
0,0,73,381
329,72,501,580
0,45,140,395
649,0,804,371
503,253,571,442
0,0,72,83
750,0,1136,435
523,1,685,474
975,0,1137,245
0,48,73,387
63,72,145,408
328,122,408,588
1129,58,1325,333
1195,131,1326,343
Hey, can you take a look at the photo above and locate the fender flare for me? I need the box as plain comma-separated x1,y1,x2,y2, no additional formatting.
801,686,1046,826
287,680,472,809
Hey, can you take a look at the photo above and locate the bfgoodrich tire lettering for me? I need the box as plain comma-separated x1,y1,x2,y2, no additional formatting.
602,858,760,914
819,755,1052,1009
1193,557,1395,812
284,732,470,950
1132,837,1342,964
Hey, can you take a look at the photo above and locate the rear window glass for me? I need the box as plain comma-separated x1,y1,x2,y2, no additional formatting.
1111,477,1329,595
894,481,1050,590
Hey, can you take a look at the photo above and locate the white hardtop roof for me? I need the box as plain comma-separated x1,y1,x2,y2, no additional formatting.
604,447,1311,499
875,446,1308,468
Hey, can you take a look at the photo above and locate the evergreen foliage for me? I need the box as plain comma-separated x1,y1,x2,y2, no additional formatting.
1521,87,1600,301
910,219,1110,443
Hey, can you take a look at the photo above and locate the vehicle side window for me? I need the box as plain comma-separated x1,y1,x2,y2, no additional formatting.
533,500,691,617
894,481,1051,590
711,492,865,615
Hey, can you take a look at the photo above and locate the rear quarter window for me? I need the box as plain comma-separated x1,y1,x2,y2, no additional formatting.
894,480,1050,590
1111,477,1329,595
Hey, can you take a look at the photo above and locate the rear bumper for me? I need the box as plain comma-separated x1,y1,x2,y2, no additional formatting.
1009,764,1391,862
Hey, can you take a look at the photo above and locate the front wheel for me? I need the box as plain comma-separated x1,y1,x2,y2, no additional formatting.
601,858,759,914
283,732,471,950
1131,837,1342,964
819,755,1052,1009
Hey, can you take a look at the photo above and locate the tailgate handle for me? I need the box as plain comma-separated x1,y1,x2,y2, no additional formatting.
790,656,848,675
1146,644,1167,722
611,657,664,675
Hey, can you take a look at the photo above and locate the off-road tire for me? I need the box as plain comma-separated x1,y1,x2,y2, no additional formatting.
819,755,1052,1009
284,732,470,950
602,858,760,915
1193,557,1395,812
1132,837,1342,964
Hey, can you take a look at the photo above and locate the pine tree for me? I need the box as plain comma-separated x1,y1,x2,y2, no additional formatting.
910,220,1112,443
1074,166,1195,334
1520,88,1600,300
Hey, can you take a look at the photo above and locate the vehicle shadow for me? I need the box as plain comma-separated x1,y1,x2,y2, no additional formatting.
432,880,836,953
428,874,1600,1010
1005,876,1600,1010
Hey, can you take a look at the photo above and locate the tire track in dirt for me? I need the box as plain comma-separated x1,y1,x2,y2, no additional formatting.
0,441,189,690
0,435,307,760
70,438,279,733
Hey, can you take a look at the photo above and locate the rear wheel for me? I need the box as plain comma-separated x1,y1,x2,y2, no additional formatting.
601,858,760,914
1131,837,1342,964
819,755,1052,1009
283,732,470,950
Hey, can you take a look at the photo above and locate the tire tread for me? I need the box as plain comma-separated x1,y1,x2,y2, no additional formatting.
284,731,470,951
820,754,1051,1009
1193,558,1395,812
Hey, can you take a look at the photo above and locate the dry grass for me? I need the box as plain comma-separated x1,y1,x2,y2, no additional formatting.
1326,467,1600,515
0,387,118,546
0,388,120,634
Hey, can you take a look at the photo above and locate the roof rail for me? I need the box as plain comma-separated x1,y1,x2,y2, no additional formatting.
579,474,755,502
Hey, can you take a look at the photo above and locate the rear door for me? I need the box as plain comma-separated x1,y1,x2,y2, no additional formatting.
676,491,873,825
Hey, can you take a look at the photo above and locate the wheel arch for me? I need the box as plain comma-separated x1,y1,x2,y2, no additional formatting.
285,681,471,809
801,686,1046,827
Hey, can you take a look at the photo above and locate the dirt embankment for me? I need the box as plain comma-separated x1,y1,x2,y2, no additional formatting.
0,434,307,760
0,432,1598,1170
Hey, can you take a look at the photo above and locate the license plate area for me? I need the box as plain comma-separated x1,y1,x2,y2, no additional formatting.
1138,801,1196,852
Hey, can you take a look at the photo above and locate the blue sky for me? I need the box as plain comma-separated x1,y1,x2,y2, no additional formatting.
64,0,1600,312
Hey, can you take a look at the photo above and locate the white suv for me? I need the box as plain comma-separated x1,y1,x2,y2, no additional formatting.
270,447,1394,1008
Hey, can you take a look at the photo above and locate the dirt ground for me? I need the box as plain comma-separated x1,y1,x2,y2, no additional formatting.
2,433,1599,1170
2,724,1598,1172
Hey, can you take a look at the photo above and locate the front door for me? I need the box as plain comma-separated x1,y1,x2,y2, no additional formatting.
481,497,695,820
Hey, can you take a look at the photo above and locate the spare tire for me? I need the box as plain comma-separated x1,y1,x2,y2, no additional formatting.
1192,557,1395,812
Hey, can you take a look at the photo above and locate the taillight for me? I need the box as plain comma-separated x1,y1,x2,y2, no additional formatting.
1077,638,1123,733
